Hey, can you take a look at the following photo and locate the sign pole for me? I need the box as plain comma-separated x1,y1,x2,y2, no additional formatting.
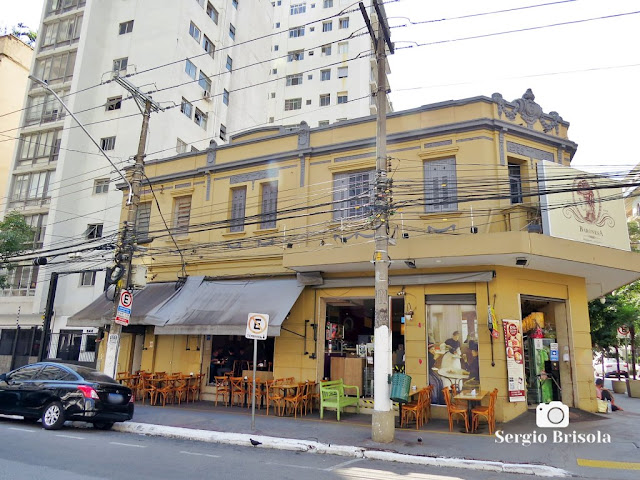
246,313,269,431
251,338,257,430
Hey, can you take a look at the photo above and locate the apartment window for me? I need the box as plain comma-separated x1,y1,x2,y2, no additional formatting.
119,20,134,35
17,130,61,166
509,162,523,204
269,117,275,123
287,49,304,62
40,14,83,50
291,2,306,14
424,157,458,213
106,96,122,111
185,59,197,79
112,57,128,75
181,98,193,118
273,45,279,51
226,55,233,71
286,74,303,86
339,17,349,29
333,170,375,220
33,51,76,86
191,146,199,152
275,22,280,28
86,224,103,239
272,68,278,74
338,41,348,53
232,0,238,8
173,196,192,234
207,2,219,23
285,98,302,111
289,26,305,38
337,92,348,104
319,94,330,106
136,202,151,239
198,71,211,93
270,92,276,98
223,89,230,105
318,120,329,127
321,44,331,56
100,136,116,151
320,69,331,81
189,22,201,42
2,266,39,297
93,179,109,194
176,138,187,153
230,187,247,232
322,21,332,32
306,99,312,105
25,213,47,249
323,0,333,7
229,24,236,40
24,91,67,126
202,35,215,58
194,108,208,129
260,182,278,229
220,124,227,141
80,271,96,286
337,66,348,78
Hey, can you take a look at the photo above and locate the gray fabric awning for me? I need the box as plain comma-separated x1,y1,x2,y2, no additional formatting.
67,282,178,327
150,276,304,336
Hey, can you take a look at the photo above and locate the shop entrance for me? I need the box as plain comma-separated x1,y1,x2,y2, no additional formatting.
521,295,566,406
208,335,275,383
323,297,405,397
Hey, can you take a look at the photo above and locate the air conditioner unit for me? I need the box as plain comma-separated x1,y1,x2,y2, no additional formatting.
203,90,212,101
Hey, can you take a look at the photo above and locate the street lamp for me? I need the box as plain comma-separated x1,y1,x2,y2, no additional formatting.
27,75,133,204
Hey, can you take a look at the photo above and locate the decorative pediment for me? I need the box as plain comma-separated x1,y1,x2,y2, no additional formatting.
492,89,563,134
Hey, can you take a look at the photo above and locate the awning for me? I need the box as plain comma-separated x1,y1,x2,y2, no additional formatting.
150,276,304,336
67,282,178,327
0,314,43,327
315,271,495,289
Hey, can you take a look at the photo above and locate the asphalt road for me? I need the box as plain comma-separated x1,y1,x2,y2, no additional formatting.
0,416,548,480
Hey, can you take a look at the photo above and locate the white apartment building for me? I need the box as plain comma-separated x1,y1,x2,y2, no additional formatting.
1,0,390,363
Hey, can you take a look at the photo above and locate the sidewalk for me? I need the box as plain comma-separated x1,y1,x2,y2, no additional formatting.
114,379,640,479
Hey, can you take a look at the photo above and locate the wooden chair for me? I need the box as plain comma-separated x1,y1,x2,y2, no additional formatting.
401,388,428,429
443,386,469,432
472,388,498,434
421,385,434,426
229,377,248,407
174,375,189,405
248,378,266,409
156,374,179,407
213,376,230,406
284,383,306,418
138,373,157,406
188,374,204,402
304,381,319,414
266,379,285,416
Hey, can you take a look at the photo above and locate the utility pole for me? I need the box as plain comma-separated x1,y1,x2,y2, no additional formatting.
360,1,394,443
103,77,161,378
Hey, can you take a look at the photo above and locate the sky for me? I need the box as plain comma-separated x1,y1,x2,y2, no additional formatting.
2,0,639,176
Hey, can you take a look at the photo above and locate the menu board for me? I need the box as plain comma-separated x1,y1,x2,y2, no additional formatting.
502,319,526,402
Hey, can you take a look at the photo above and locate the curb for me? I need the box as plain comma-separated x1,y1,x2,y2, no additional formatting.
114,422,570,477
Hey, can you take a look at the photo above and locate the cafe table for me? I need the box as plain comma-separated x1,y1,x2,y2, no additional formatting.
433,368,469,391
453,389,489,433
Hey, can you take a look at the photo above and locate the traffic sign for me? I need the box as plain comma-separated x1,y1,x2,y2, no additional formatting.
115,289,132,326
618,325,630,337
246,313,269,340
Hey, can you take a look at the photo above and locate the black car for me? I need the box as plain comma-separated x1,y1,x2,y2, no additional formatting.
0,362,134,430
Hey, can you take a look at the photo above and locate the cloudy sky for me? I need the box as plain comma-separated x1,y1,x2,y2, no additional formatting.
3,0,639,175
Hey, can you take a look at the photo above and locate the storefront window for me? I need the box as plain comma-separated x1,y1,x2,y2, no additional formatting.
426,296,478,405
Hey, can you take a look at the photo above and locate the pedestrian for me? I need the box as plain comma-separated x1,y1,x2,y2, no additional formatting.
595,378,623,411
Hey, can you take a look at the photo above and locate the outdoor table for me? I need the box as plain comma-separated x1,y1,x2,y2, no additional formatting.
433,368,469,391
454,389,489,433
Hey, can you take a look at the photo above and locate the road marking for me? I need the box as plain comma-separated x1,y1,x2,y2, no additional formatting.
56,434,85,440
109,442,146,448
266,462,321,471
325,458,363,471
577,458,640,470
179,451,220,458
8,427,34,433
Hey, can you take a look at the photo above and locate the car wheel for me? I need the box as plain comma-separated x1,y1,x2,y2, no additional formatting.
41,401,65,430
93,422,114,431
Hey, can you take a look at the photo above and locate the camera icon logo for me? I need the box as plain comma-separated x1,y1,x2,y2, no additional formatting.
536,401,569,428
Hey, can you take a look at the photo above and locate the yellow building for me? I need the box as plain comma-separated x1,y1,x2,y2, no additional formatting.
73,90,640,423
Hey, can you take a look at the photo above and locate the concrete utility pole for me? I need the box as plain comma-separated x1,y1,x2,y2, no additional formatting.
103,77,161,378
360,1,394,443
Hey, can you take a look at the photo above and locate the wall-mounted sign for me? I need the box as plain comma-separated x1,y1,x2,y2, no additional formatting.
502,319,526,402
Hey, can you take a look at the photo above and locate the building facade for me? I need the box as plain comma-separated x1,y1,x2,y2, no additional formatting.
1,0,387,369
73,90,640,422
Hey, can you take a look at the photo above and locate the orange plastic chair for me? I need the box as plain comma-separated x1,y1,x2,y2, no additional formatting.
472,388,498,434
443,386,469,432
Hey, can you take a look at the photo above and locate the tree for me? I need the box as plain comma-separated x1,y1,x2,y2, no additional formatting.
628,220,640,253
0,212,35,289
11,23,37,46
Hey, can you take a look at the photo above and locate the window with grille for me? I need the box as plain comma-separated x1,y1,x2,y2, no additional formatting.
319,94,330,106
207,2,219,23
106,96,122,111
289,26,305,38
339,17,349,29
189,22,201,42
136,201,151,239
100,136,116,150
230,187,247,232
424,157,457,213
185,59,197,79
229,24,236,40
119,20,134,35
321,69,330,81
321,44,331,56
181,98,193,118
337,66,348,78
285,98,302,111
194,108,207,129
93,179,109,194
112,57,128,73
173,196,192,234
290,2,306,14
322,21,332,32
286,74,303,86
80,271,96,286
508,162,523,204
260,182,278,229
333,170,374,220
86,224,103,239
287,50,304,62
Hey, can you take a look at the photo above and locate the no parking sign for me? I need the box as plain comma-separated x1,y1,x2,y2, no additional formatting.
245,313,269,340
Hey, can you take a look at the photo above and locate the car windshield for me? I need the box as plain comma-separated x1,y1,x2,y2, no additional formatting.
66,365,117,383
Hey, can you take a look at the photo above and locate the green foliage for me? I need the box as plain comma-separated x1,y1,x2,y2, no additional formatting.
11,23,37,46
628,220,640,252
0,212,35,289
